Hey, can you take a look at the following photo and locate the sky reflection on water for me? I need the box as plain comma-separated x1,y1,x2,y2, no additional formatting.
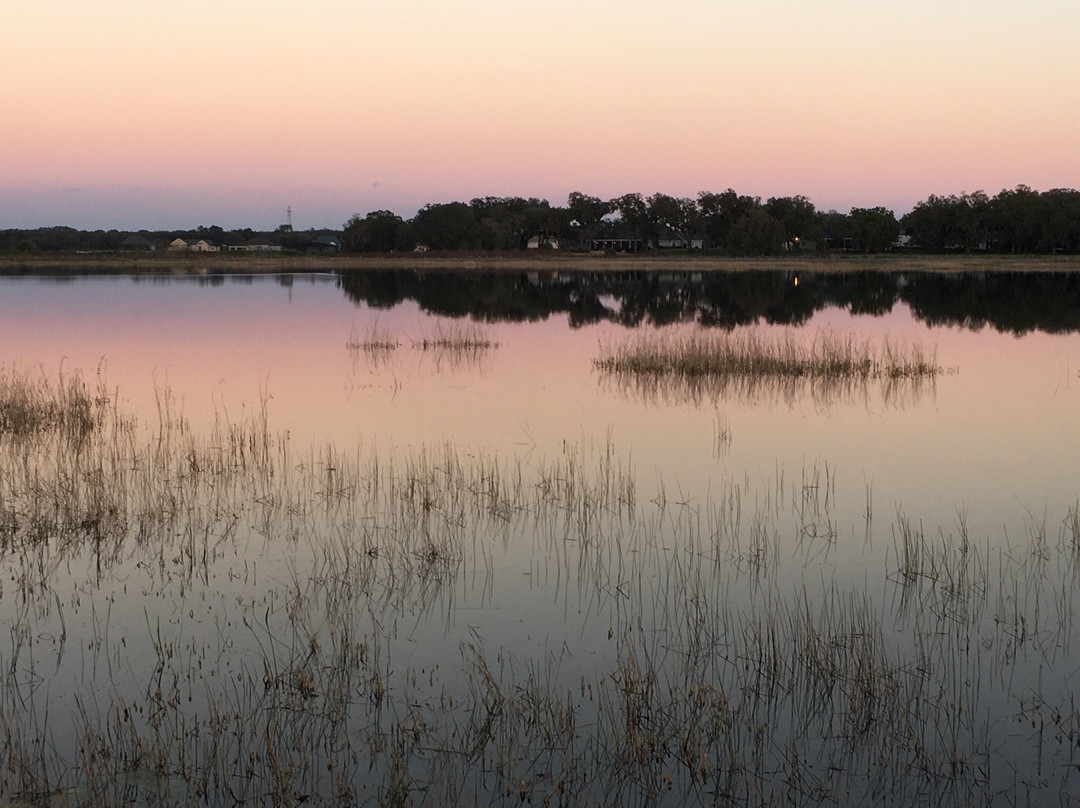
2,271,1078,537
3,270,1080,803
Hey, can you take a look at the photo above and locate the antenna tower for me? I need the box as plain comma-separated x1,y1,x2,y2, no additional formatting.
286,206,293,232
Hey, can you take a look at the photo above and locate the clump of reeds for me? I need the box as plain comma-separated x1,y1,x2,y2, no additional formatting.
346,323,400,353
595,329,938,382
0,367,104,440
413,322,497,352
347,321,498,372
6,372,1080,807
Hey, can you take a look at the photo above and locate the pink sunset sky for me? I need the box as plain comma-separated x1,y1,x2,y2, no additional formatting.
3,0,1078,230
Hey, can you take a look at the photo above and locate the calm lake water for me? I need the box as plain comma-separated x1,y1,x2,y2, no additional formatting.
2,269,1080,805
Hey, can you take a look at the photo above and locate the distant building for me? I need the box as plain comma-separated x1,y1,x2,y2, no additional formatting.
589,237,643,252
656,228,704,250
168,238,220,252
230,237,282,252
309,235,341,253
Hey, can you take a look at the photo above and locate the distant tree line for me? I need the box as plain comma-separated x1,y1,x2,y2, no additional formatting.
0,225,338,254
342,185,1080,255
341,192,898,255
900,187,1080,253
4,185,1079,255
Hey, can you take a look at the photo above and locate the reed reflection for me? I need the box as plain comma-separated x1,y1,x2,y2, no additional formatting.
598,368,938,410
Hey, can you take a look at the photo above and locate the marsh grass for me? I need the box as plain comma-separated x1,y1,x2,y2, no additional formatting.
347,321,498,374
412,321,497,353
596,329,939,408
596,329,938,381
0,367,105,441
0,371,1077,807
346,322,400,354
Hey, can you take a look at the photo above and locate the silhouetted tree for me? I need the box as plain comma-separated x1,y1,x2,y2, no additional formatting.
567,192,611,248
343,210,404,252
698,189,759,251
412,202,481,250
849,207,899,252
728,207,785,255
765,196,820,251
647,193,701,248
609,193,651,245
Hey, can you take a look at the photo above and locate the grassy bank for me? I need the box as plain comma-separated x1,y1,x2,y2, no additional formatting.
3,251,1080,274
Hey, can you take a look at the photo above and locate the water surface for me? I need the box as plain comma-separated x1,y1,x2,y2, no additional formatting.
2,269,1080,805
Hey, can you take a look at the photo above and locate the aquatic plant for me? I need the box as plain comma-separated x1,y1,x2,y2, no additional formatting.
0,366,104,440
595,328,940,408
346,322,400,353
412,321,497,352
0,370,1077,807
595,328,938,381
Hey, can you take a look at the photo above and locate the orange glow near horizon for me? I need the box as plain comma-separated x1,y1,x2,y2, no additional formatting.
4,0,1079,227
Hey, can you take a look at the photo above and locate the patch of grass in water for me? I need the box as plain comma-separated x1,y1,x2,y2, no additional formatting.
346,322,400,353
0,367,105,440
413,321,498,352
4,373,1080,808
595,328,939,381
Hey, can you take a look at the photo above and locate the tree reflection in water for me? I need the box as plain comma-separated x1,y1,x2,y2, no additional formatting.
337,269,1080,335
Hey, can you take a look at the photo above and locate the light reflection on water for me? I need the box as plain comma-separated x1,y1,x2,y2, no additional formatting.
1,271,1076,524
1,270,1080,804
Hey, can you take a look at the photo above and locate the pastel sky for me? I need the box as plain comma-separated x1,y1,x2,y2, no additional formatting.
3,0,1078,230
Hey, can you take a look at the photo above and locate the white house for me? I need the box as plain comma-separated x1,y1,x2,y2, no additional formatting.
169,238,220,252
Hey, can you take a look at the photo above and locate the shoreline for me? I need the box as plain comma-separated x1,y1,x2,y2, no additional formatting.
2,251,1080,274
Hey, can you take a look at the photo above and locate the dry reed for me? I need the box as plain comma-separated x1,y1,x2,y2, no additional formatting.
596,329,938,381
0,369,1076,808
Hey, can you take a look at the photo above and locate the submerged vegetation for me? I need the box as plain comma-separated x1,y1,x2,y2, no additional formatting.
347,321,497,355
347,321,498,375
0,368,1078,806
346,322,400,353
412,321,498,352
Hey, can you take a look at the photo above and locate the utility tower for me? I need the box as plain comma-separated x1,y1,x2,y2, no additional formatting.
282,206,294,233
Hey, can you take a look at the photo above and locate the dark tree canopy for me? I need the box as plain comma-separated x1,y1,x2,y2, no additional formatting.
849,207,900,253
